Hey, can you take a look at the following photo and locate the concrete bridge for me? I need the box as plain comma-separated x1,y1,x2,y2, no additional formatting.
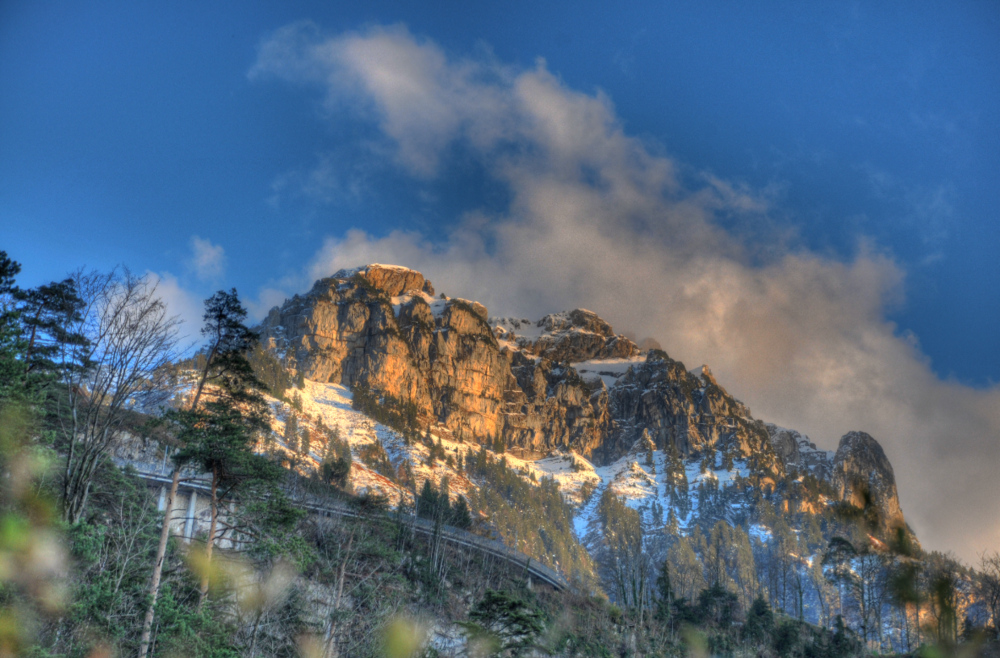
114,452,572,592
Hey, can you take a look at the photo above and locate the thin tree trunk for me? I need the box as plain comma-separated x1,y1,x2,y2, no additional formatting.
23,310,40,376
325,531,354,658
139,467,179,658
198,466,219,609
188,345,216,411
248,609,264,658
140,333,211,656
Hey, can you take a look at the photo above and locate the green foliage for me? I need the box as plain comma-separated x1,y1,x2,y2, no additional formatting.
465,589,544,656
350,384,420,440
359,439,395,480
0,252,32,403
320,423,352,489
172,397,282,495
148,587,241,658
655,560,672,622
425,437,447,466
667,536,706,602
465,447,597,588
246,343,294,400
415,478,472,530
14,276,89,381
743,595,775,644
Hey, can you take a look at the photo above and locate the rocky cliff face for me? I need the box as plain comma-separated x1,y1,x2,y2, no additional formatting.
766,424,835,481
260,265,507,439
259,264,907,533
765,424,907,536
602,356,778,468
260,265,782,470
832,431,906,535
493,309,640,362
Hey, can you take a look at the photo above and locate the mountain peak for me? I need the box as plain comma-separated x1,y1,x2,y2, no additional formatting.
491,309,639,363
330,263,435,297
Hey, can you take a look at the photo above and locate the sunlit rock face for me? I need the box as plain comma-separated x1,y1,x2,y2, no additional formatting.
259,264,507,439
499,351,613,459
258,265,906,539
260,265,786,467
352,263,434,297
832,431,906,535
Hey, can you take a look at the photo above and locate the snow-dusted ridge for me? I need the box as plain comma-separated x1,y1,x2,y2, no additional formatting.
282,379,758,550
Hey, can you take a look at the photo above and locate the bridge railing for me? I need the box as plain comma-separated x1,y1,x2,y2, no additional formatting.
119,457,572,592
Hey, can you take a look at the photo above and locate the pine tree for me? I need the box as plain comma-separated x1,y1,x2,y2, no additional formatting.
668,536,706,602
467,590,544,656
0,252,27,403
451,495,472,529
666,507,680,537
141,289,266,657
299,425,312,456
173,392,280,608
417,479,438,520
320,423,351,488
699,448,715,473
169,293,275,609
284,413,299,453
656,559,673,622
14,277,88,380
438,476,452,522
743,596,774,646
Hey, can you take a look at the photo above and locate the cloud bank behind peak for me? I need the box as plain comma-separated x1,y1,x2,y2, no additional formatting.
252,23,1000,562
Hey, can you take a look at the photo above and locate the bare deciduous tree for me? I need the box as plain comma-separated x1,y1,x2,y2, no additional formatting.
57,269,179,525
979,552,1000,638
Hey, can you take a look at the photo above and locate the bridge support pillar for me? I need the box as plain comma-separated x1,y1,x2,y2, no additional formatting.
184,490,198,542
157,485,166,512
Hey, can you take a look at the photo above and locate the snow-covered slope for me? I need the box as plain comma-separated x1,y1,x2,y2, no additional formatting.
282,379,756,548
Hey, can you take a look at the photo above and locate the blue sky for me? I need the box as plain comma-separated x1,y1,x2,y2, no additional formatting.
2,1,999,560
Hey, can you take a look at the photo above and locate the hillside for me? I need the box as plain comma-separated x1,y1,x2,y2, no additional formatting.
6,258,997,657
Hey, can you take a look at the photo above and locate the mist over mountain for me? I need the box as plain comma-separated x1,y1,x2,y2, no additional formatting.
244,24,1000,565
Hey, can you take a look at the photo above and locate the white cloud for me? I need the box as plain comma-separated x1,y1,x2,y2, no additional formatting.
187,236,226,283
253,24,1000,563
146,270,202,347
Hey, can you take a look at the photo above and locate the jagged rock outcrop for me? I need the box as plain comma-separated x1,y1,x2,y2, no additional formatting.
493,309,640,363
261,268,643,459
261,266,784,468
259,265,507,439
500,351,612,458
766,424,834,481
348,263,435,296
832,431,906,535
602,352,780,470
